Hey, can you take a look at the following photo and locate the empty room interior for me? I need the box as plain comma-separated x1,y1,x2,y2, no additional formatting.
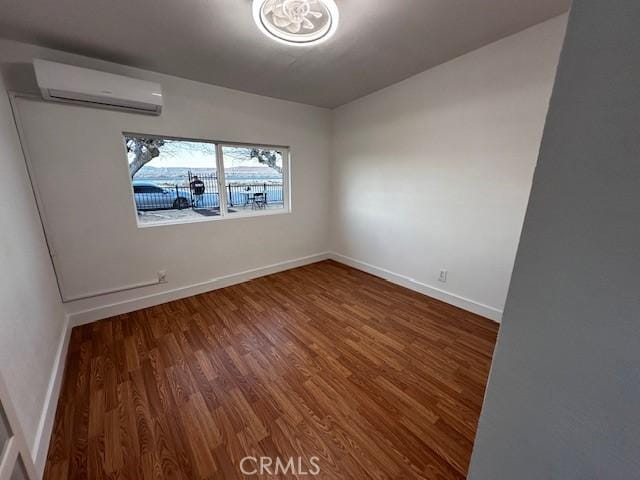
1,0,639,478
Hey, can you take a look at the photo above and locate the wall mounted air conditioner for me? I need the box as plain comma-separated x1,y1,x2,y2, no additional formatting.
33,59,163,115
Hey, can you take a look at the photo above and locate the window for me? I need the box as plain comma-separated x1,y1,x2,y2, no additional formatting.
221,146,285,216
124,134,290,226
133,185,164,194
0,403,10,456
10,456,29,480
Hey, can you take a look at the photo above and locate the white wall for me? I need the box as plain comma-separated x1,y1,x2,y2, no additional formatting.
0,39,332,321
0,17,569,470
0,72,66,459
330,16,567,320
469,1,640,477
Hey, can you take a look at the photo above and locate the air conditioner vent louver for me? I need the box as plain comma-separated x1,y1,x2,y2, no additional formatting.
33,59,163,115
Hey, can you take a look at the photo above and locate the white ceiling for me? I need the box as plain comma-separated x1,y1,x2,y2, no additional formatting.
0,0,571,108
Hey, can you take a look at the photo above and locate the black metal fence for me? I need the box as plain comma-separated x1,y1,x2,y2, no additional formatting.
132,183,193,211
226,183,284,207
133,171,283,212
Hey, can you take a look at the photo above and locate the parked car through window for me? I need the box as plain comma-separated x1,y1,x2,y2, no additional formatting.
132,181,192,210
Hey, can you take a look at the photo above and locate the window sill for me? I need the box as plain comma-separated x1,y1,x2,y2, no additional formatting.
136,207,292,229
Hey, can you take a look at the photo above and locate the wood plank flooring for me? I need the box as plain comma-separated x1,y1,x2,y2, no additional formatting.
43,260,498,479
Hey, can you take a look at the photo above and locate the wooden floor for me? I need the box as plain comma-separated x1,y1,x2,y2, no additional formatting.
44,260,498,479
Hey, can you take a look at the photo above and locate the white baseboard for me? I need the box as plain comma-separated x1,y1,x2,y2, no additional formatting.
34,250,498,474
33,252,330,473
32,314,71,477
329,252,503,323
67,252,330,327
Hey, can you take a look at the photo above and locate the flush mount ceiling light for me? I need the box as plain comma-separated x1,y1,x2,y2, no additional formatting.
252,0,339,46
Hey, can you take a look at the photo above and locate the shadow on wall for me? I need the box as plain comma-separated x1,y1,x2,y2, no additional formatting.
1,61,40,93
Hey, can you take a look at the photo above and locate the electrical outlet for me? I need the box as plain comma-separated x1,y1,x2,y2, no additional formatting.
158,270,167,283
438,269,448,283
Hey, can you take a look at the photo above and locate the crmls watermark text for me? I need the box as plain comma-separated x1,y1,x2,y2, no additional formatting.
240,456,321,476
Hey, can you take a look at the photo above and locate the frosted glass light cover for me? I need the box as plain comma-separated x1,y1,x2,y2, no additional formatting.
253,0,339,46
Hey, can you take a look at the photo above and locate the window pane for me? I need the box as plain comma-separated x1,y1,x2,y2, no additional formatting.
10,455,28,480
0,404,11,456
220,146,285,215
124,135,220,225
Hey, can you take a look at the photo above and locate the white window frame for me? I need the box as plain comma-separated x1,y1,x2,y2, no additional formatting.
123,133,291,228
